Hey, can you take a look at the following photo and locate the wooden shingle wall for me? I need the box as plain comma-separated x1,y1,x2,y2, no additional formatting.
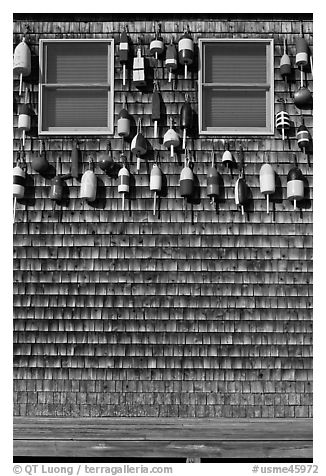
13,14,313,418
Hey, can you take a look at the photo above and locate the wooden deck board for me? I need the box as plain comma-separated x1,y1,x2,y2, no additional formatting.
13,418,313,459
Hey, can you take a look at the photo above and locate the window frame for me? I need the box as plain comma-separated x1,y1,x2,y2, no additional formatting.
38,38,115,136
198,38,274,135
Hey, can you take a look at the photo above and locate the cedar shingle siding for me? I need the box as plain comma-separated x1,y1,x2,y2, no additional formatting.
13,14,313,418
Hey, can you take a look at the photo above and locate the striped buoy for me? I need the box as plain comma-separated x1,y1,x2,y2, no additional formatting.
150,163,163,216
287,156,304,210
13,151,26,223
276,101,290,142
165,36,178,83
163,118,180,158
118,156,130,211
178,25,194,79
119,25,129,86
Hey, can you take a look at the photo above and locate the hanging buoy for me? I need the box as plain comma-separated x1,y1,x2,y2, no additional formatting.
235,178,248,216
49,157,64,202
296,118,310,157
133,45,146,88
287,157,304,210
163,118,180,158
119,25,129,86
118,158,130,211
152,83,161,139
178,26,194,79
150,23,164,61
275,100,290,142
207,151,219,205
32,140,50,175
13,36,31,96
180,94,193,150
222,141,234,172
71,140,79,179
18,88,31,147
165,36,178,83
98,139,115,174
180,155,194,205
235,146,248,215
80,157,97,203
131,119,147,173
294,84,312,109
280,38,291,89
294,24,312,110
295,24,309,71
150,163,162,216
117,101,130,139
259,163,275,214
13,151,26,223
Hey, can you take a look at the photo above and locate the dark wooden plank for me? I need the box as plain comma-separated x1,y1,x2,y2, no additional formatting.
13,439,313,458
13,417,313,443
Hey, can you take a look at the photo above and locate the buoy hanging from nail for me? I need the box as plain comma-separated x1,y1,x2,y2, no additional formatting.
150,162,162,216
222,141,234,172
133,44,146,88
275,99,290,142
280,38,291,90
180,151,194,216
117,98,130,140
32,139,50,175
163,117,180,158
178,25,194,79
234,146,249,216
13,35,31,95
287,169,304,211
152,82,161,139
18,88,31,147
207,150,219,205
118,154,130,211
70,140,79,179
180,94,193,150
99,139,115,174
165,36,178,83
259,163,275,215
296,117,310,158
150,23,164,62
294,24,312,110
119,25,129,86
13,150,26,223
131,118,147,173
49,156,64,202
80,157,97,203
287,155,304,211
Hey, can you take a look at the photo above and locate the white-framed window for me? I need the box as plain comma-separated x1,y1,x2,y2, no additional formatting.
38,39,114,135
198,38,274,135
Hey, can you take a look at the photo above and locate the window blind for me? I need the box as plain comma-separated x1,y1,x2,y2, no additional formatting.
203,89,266,128
203,43,267,83
43,89,108,129
46,43,109,83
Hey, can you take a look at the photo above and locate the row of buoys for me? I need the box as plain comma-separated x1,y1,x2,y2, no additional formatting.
14,147,306,223
120,24,194,85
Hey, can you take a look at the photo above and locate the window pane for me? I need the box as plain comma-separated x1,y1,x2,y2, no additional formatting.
204,42,267,83
46,42,108,83
202,88,266,129
42,88,108,129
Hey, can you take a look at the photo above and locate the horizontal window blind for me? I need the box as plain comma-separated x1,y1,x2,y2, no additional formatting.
43,89,108,128
203,89,266,128
204,43,267,84
46,43,109,84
